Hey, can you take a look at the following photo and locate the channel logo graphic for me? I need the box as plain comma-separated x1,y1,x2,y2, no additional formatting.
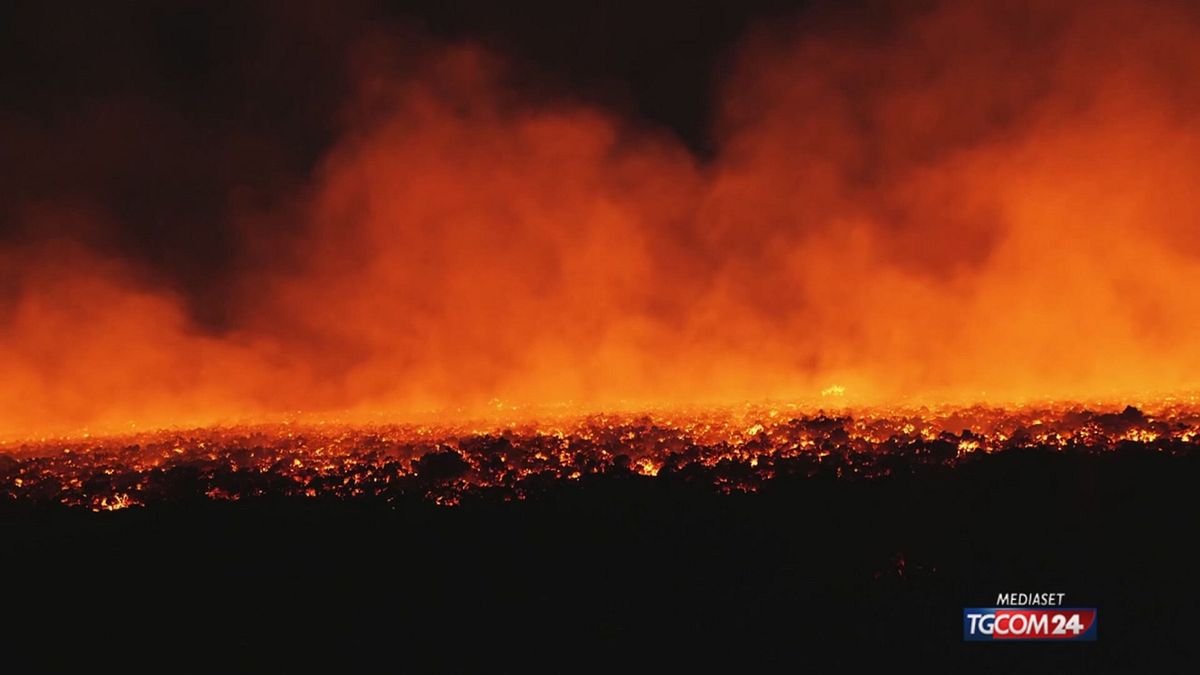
963,608,1098,641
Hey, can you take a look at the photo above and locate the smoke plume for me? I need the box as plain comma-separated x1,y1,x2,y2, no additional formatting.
4,0,1200,437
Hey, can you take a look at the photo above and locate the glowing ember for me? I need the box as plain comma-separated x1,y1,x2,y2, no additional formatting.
2,402,1195,510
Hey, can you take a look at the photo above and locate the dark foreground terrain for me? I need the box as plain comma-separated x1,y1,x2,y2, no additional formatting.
2,444,1197,672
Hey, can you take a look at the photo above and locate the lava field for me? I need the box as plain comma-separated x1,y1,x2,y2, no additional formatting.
4,400,1197,511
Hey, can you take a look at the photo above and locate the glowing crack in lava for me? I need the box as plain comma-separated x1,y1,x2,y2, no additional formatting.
3,401,1197,510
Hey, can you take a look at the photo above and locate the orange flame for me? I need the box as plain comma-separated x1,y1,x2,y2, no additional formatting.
4,0,1200,439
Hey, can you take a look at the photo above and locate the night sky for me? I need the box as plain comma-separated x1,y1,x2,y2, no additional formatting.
1,0,848,326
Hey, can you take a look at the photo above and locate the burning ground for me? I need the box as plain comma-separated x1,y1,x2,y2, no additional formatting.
5,399,1198,671
4,400,1197,511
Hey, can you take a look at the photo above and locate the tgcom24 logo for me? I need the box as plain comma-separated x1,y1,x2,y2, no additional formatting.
964,593,1097,642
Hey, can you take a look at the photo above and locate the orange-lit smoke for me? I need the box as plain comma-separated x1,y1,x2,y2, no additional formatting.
4,0,1200,438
